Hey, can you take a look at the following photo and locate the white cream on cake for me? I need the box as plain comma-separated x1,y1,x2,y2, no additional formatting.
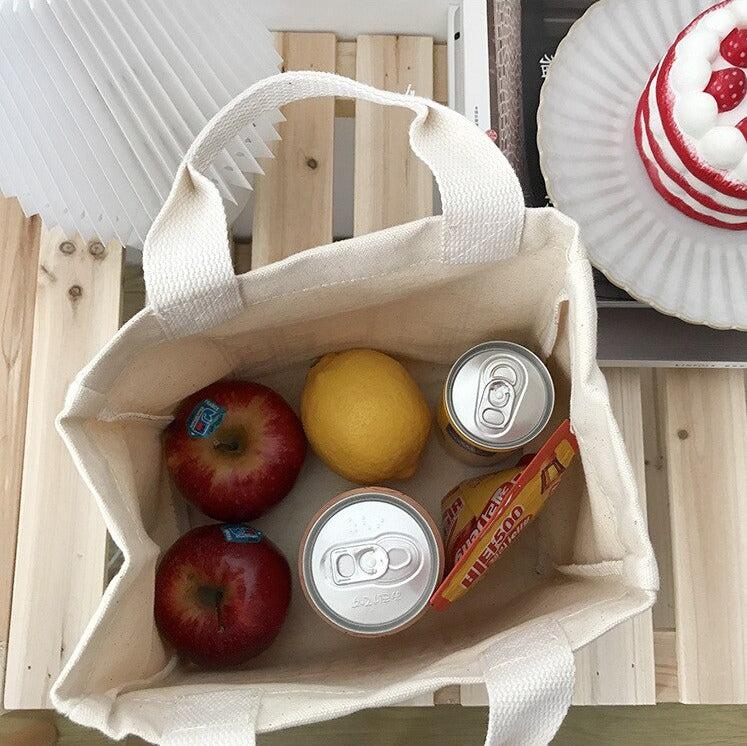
637,106,747,224
636,0,747,228
671,4,747,175
646,69,747,208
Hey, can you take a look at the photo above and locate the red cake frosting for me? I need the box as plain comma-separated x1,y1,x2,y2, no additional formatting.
635,0,747,229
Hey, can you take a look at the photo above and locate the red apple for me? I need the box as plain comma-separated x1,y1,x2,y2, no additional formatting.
154,523,291,668
164,380,306,521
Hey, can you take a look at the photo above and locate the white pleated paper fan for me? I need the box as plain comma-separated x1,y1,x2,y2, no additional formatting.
538,0,747,330
0,0,282,247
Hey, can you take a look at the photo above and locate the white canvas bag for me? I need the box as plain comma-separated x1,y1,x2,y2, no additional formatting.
52,72,658,745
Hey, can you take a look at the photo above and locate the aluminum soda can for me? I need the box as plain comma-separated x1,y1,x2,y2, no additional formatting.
299,487,444,636
437,341,555,465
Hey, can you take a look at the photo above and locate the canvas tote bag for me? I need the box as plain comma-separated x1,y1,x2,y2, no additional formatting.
52,72,658,745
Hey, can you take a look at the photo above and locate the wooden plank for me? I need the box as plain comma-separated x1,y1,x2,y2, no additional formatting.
336,41,447,117
352,34,434,705
0,712,57,745
353,35,434,236
0,199,41,712
655,629,680,703
641,369,680,702
252,33,336,268
432,686,460,705
661,369,747,704
640,369,676,631
433,44,448,107
4,230,122,709
121,264,146,325
571,369,655,705
640,370,681,701
335,41,358,118
572,614,656,706
335,40,357,79
233,241,253,276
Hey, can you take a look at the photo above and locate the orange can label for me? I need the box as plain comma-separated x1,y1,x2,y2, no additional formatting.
430,419,578,611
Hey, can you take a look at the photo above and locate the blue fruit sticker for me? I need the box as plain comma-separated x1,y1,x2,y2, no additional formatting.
186,399,226,439
221,525,263,544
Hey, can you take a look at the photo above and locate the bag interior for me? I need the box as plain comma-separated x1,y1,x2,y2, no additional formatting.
58,210,652,707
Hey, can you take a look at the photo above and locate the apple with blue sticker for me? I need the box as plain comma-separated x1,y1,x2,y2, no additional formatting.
155,379,305,669
163,379,307,522
154,523,290,668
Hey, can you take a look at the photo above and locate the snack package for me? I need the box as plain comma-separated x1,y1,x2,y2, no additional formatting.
430,419,578,610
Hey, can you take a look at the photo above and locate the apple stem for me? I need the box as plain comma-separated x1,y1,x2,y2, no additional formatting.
212,426,247,455
216,603,225,633
214,440,239,453
197,585,225,632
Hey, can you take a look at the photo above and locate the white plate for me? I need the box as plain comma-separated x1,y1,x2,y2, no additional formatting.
538,0,747,330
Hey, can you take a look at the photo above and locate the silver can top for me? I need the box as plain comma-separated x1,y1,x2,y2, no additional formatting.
300,489,443,636
445,341,554,450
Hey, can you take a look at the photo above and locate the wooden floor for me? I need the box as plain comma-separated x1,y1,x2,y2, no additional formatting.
1,29,746,745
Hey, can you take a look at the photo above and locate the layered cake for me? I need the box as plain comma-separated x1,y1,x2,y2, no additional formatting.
636,0,747,229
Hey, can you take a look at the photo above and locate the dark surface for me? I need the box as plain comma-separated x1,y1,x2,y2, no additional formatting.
597,307,747,366
258,705,747,745
3,705,746,744
522,0,640,304
522,0,598,209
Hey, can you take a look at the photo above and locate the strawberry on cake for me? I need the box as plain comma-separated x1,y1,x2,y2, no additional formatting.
636,0,747,229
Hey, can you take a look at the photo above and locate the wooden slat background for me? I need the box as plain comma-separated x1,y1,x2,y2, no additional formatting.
654,629,679,703
353,34,434,236
252,33,337,266
661,370,747,704
4,232,122,708
0,198,41,711
2,31,746,718
572,369,656,705
640,370,676,633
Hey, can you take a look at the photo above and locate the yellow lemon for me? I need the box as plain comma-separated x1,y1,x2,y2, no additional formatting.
301,349,432,483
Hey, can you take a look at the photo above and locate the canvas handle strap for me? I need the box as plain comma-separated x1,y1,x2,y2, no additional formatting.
186,70,525,265
158,688,260,746
143,71,525,339
481,620,575,746
115,622,572,745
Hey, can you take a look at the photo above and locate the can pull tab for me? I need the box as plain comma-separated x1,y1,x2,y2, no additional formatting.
327,534,421,586
476,357,528,434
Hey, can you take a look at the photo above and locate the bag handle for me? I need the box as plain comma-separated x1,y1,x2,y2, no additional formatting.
481,620,575,746
111,621,572,745
143,71,525,338
155,620,573,746
185,70,525,262
156,687,260,746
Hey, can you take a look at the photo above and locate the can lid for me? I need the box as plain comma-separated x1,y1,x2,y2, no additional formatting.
446,342,554,450
300,490,442,635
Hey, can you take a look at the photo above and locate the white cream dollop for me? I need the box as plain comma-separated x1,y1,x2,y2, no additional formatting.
730,0,747,25
730,151,747,181
678,29,720,61
670,56,712,93
699,126,747,169
674,92,719,137
703,7,738,36
668,2,747,176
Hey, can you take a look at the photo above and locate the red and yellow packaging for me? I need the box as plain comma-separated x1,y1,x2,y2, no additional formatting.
430,419,578,611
